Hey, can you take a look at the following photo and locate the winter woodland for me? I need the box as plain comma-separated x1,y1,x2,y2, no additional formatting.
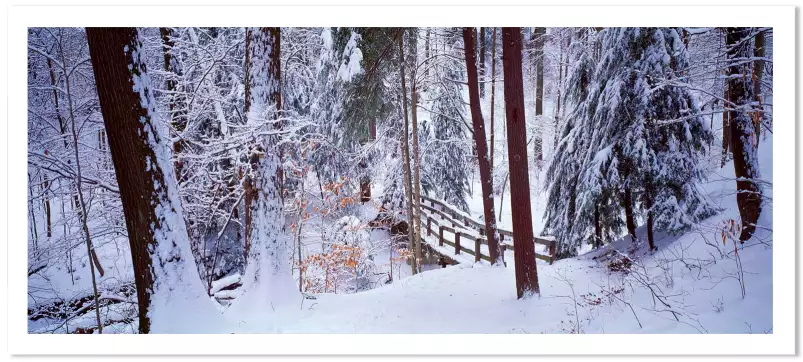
27,27,773,334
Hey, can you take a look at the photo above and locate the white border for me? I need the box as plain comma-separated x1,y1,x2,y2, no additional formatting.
4,2,796,356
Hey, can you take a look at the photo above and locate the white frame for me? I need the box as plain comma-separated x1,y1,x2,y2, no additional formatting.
3,1,795,356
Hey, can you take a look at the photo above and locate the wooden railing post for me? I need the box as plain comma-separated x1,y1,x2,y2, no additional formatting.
475,238,481,263
439,226,444,246
455,232,461,255
549,240,557,265
427,217,432,236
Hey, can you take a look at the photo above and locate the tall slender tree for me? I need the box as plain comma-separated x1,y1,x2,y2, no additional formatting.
532,27,545,162
725,27,762,242
501,27,540,297
399,29,418,274
479,27,486,95
489,27,497,174
462,27,501,265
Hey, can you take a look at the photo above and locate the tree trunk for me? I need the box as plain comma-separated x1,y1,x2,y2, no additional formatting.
553,30,565,150
411,76,423,274
28,173,39,248
238,27,295,306
644,175,656,251
623,186,637,243
399,30,418,274
64,55,103,333
646,211,655,251
43,173,52,238
159,27,187,182
721,86,731,167
462,27,502,265
53,32,104,278
424,28,431,88
753,29,765,145
593,204,602,249
479,27,486,96
489,27,497,174
501,27,540,297
87,27,213,333
533,28,545,162
726,27,762,242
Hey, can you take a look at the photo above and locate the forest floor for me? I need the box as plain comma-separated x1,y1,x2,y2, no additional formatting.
228,135,773,334
28,101,773,334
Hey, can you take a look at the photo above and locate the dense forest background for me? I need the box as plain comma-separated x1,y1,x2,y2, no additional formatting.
26,27,772,334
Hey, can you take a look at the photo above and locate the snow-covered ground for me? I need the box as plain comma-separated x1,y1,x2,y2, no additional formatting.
226,131,773,334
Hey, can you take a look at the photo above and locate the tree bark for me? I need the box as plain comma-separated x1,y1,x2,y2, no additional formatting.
411,74,423,274
28,173,39,248
87,27,206,333
721,87,731,167
646,211,655,251
726,27,762,242
553,30,566,150
501,27,540,297
463,27,502,265
489,27,497,174
753,29,765,145
159,27,187,182
43,173,52,238
479,27,486,95
593,204,602,249
399,30,418,274
242,27,284,267
533,28,545,162
623,186,637,243
644,175,656,251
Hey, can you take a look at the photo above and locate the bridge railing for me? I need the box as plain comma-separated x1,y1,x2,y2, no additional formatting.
418,195,556,264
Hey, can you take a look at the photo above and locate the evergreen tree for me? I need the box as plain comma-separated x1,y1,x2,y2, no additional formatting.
429,36,471,211
546,27,717,255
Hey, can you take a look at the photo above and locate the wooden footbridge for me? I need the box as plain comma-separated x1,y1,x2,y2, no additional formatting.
416,195,557,266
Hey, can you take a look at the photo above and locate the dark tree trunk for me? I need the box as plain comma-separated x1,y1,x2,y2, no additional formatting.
43,173,52,238
726,27,762,242
87,27,188,333
489,27,497,171
594,204,602,249
533,27,545,162
623,186,637,243
159,27,187,182
501,27,540,297
643,176,656,251
462,27,501,265
29,173,39,245
753,29,765,145
721,87,732,167
479,27,486,95
646,211,655,251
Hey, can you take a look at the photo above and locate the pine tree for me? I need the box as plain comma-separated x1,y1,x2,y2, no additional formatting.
430,34,471,211
546,27,717,255
544,29,598,257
